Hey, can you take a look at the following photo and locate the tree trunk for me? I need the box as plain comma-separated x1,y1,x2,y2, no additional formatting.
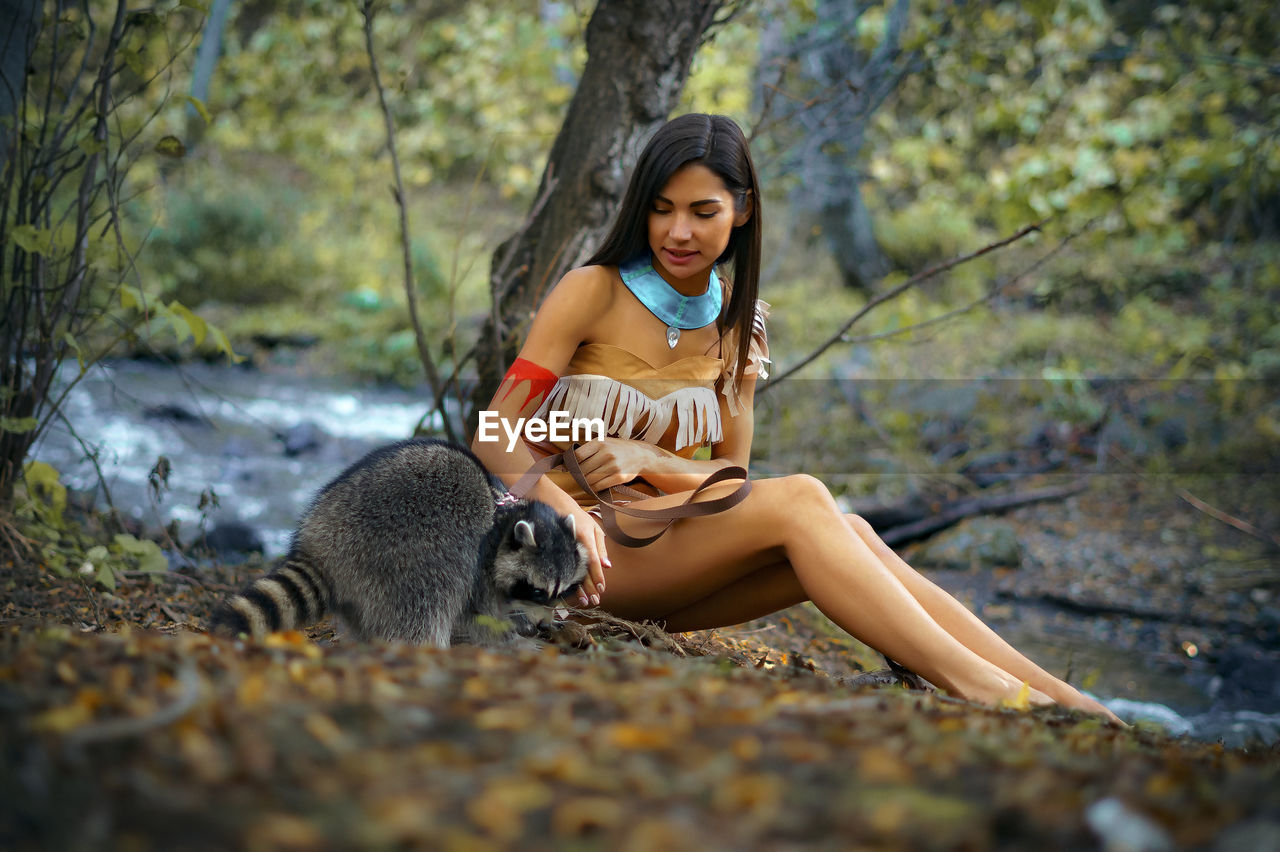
184,0,232,147
758,0,911,296
0,0,42,179
817,170,890,293
467,0,725,435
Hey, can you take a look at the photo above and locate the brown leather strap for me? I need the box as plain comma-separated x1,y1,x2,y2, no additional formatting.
507,452,565,501
506,447,752,548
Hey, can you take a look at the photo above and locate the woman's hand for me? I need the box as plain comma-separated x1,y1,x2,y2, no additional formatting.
572,438,664,491
570,505,610,608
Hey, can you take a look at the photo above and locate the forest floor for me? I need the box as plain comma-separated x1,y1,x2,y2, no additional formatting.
2,469,1279,850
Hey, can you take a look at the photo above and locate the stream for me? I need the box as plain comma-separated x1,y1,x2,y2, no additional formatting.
33,359,438,557
30,359,1280,748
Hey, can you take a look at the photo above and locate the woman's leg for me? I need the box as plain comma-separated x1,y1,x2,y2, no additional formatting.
598,475,1056,709
842,514,1118,718
658,561,806,633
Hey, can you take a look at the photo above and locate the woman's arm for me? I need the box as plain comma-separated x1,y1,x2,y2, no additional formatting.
571,372,757,494
470,266,616,602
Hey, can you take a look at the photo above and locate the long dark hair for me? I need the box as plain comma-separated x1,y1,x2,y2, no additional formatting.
586,113,763,395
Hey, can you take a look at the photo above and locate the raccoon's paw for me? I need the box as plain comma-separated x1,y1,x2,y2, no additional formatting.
505,634,544,652
508,609,541,638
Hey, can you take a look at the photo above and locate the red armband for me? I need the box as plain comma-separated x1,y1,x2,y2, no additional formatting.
499,357,559,413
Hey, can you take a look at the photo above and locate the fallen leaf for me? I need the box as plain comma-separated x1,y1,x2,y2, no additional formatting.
550,796,625,836
603,722,673,750
1001,681,1032,712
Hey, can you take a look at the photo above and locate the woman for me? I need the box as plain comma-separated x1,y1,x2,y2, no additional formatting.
471,113,1117,720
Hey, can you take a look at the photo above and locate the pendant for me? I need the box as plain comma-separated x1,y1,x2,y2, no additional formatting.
666,326,680,349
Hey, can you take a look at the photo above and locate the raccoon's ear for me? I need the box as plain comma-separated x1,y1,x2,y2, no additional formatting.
514,519,537,549
564,514,575,537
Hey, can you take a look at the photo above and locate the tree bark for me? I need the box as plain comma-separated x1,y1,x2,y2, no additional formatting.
759,0,911,295
467,0,725,435
0,0,42,179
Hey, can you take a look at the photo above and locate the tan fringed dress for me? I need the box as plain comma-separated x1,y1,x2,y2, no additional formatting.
526,300,770,510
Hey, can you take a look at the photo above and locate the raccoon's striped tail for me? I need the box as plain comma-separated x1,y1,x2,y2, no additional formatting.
210,554,331,639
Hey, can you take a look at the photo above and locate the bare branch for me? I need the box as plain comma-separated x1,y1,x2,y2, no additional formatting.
838,219,1094,348
760,220,1049,392
66,665,203,747
359,0,458,442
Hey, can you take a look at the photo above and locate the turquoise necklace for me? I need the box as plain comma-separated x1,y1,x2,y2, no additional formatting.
619,254,722,349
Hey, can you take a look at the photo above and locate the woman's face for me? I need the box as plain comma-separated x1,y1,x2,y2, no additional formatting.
647,163,749,288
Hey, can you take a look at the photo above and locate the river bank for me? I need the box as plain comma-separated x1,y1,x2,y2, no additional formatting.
21,358,1280,746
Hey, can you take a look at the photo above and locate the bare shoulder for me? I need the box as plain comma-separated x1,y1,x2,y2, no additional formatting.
524,265,620,351
546,265,618,312
536,265,619,328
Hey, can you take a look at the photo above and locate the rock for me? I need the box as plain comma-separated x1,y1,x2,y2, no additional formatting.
1189,711,1280,750
220,437,256,459
198,521,265,557
1153,417,1188,453
1208,644,1280,711
250,332,321,350
1213,819,1280,852
915,518,1023,570
1085,797,1173,852
846,492,933,533
277,421,326,456
143,403,209,426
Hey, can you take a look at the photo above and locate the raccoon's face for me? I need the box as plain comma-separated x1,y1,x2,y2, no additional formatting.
493,508,588,606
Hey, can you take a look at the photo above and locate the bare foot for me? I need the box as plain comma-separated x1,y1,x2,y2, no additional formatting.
1066,691,1129,727
1036,681,1128,726
950,670,1055,711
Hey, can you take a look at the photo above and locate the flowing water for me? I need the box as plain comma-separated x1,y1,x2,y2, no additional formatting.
29,359,1279,747
34,359,438,556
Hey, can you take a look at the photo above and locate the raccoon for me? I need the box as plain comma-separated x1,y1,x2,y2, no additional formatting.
210,438,587,647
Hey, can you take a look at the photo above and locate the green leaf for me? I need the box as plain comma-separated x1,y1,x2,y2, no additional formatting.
114,534,168,573
95,564,118,591
154,135,187,159
121,46,148,76
22,461,66,523
77,134,104,157
179,93,212,124
165,308,192,343
169,302,208,346
1,416,39,434
120,285,144,312
62,331,87,372
11,224,50,255
208,324,244,363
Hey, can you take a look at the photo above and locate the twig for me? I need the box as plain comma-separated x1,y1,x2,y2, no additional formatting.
839,218,1091,347
75,572,105,631
564,607,688,656
121,570,206,586
762,220,1048,392
360,1,457,443
997,589,1265,633
66,665,202,747
1109,448,1280,550
878,480,1088,547
1175,488,1280,550
157,601,187,624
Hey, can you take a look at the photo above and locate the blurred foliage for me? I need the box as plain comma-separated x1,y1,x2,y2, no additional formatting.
870,0,1278,245
3,577,1277,850
90,0,1274,476
142,171,311,307
14,461,168,591
206,0,585,199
